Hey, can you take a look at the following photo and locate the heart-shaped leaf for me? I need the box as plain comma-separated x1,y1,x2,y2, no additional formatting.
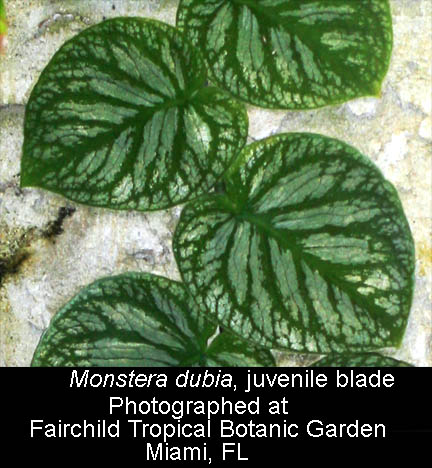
31,273,275,367
173,133,415,353
177,0,393,109
21,18,248,211
311,353,412,367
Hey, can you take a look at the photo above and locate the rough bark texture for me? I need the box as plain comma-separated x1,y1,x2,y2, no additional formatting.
0,0,431,366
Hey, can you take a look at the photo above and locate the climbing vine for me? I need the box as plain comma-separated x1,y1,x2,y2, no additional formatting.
22,1,413,367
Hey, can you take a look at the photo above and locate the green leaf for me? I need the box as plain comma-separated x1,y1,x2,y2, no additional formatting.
173,133,415,353
0,0,6,54
0,0,5,29
21,18,248,211
177,0,393,109
31,273,274,367
311,353,412,367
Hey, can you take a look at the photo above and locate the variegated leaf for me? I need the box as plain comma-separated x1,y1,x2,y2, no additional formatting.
32,273,274,367
21,18,248,211
173,133,415,353
177,0,393,109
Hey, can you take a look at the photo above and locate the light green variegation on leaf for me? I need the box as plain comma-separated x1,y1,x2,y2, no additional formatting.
177,0,393,109
311,353,412,367
173,133,415,353
21,18,248,211
31,273,275,367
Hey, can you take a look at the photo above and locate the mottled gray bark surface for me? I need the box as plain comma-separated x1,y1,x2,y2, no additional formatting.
0,0,431,366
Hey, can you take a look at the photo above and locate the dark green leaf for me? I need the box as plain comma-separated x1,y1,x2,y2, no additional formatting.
21,18,248,211
173,133,415,353
311,353,412,367
31,273,274,367
177,0,393,109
